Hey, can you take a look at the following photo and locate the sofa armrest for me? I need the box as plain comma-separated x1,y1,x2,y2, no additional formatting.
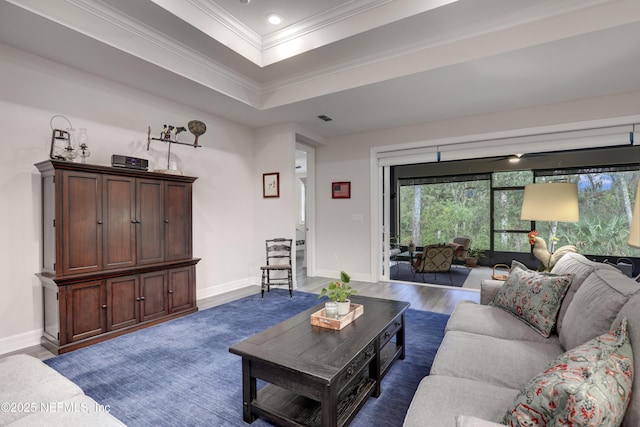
480,279,505,305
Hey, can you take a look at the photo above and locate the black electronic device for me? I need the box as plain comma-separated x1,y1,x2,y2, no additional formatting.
111,154,149,171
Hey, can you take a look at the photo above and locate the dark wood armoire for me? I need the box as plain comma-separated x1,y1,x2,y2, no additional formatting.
35,160,200,354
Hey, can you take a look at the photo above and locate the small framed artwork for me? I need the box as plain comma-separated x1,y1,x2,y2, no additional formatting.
332,181,351,199
263,172,280,198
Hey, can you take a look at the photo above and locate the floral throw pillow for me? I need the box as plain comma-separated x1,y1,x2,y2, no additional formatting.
503,319,634,427
490,261,572,337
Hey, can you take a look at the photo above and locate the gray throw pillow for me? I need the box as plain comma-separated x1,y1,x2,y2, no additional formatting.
490,260,573,337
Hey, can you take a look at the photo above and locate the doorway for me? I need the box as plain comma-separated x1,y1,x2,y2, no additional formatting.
295,142,316,277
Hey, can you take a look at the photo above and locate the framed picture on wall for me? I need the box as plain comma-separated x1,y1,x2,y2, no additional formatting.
263,172,280,198
332,181,351,199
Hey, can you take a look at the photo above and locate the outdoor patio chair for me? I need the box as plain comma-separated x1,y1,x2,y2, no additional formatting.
413,244,455,284
451,236,471,268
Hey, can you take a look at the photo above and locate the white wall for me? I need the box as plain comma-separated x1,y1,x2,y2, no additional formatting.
252,124,298,285
315,90,640,282
3,36,640,354
0,43,257,353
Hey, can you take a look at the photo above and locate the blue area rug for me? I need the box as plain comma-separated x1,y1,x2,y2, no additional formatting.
45,289,449,426
391,262,469,287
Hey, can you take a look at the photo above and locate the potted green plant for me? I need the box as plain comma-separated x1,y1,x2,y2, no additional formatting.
466,248,486,267
319,271,358,316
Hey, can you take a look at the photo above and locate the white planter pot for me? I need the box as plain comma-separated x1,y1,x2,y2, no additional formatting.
336,300,351,316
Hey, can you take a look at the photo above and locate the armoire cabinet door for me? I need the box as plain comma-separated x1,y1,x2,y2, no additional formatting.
66,280,106,342
103,175,136,269
168,266,194,313
165,182,192,261
140,270,168,321
60,170,103,275
106,275,140,331
137,179,165,264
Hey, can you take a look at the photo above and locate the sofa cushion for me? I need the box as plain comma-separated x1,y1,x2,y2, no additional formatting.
503,319,634,427
490,262,573,337
480,279,505,305
403,375,519,427
431,330,564,389
0,354,84,425
560,268,640,350
9,395,127,427
551,252,620,337
456,415,506,427
447,301,560,344
614,293,640,427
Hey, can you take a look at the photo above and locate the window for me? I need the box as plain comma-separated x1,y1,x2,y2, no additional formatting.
492,171,533,252
535,167,640,257
397,174,490,248
394,161,640,259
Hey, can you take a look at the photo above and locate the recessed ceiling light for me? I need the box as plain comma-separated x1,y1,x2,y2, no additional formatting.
267,14,283,25
240,0,251,3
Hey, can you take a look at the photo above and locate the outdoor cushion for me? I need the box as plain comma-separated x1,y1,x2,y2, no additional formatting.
560,268,640,351
503,319,634,427
490,261,573,337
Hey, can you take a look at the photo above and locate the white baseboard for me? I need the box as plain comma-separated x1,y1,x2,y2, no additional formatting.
0,329,43,357
313,269,372,283
197,276,261,300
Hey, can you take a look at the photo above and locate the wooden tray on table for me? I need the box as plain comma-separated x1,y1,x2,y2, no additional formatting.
310,303,364,330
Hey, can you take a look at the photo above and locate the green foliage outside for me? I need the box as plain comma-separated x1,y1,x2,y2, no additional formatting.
399,180,491,250
398,169,640,258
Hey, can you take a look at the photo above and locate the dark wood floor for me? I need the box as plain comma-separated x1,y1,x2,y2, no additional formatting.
3,261,484,362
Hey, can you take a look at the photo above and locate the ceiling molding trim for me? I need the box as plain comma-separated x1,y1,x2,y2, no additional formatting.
261,0,394,49
185,0,262,48
258,0,629,104
149,0,263,65
8,0,264,106
260,0,460,66
71,0,262,95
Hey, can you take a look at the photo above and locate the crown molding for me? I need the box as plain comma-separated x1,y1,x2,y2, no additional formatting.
6,0,631,112
261,0,394,49
7,0,263,107
259,0,620,102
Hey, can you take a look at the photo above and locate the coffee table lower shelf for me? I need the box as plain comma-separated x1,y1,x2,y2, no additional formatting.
252,374,376,427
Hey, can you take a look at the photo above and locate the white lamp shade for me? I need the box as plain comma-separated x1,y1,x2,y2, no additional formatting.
521,182,579,222
628,182,640,248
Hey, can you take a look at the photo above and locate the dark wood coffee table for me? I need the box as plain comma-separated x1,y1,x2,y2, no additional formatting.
229,295,410,427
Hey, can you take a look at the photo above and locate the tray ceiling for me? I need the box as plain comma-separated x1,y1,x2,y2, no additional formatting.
2,0,640,138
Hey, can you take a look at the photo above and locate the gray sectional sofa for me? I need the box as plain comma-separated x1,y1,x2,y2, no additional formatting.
403,252,640,426
0,354,125,426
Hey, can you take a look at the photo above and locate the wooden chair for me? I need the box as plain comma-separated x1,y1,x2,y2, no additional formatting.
260,238,293,298
413,244,455,284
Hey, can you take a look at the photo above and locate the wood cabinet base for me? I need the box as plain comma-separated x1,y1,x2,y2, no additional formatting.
41,306,197,355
